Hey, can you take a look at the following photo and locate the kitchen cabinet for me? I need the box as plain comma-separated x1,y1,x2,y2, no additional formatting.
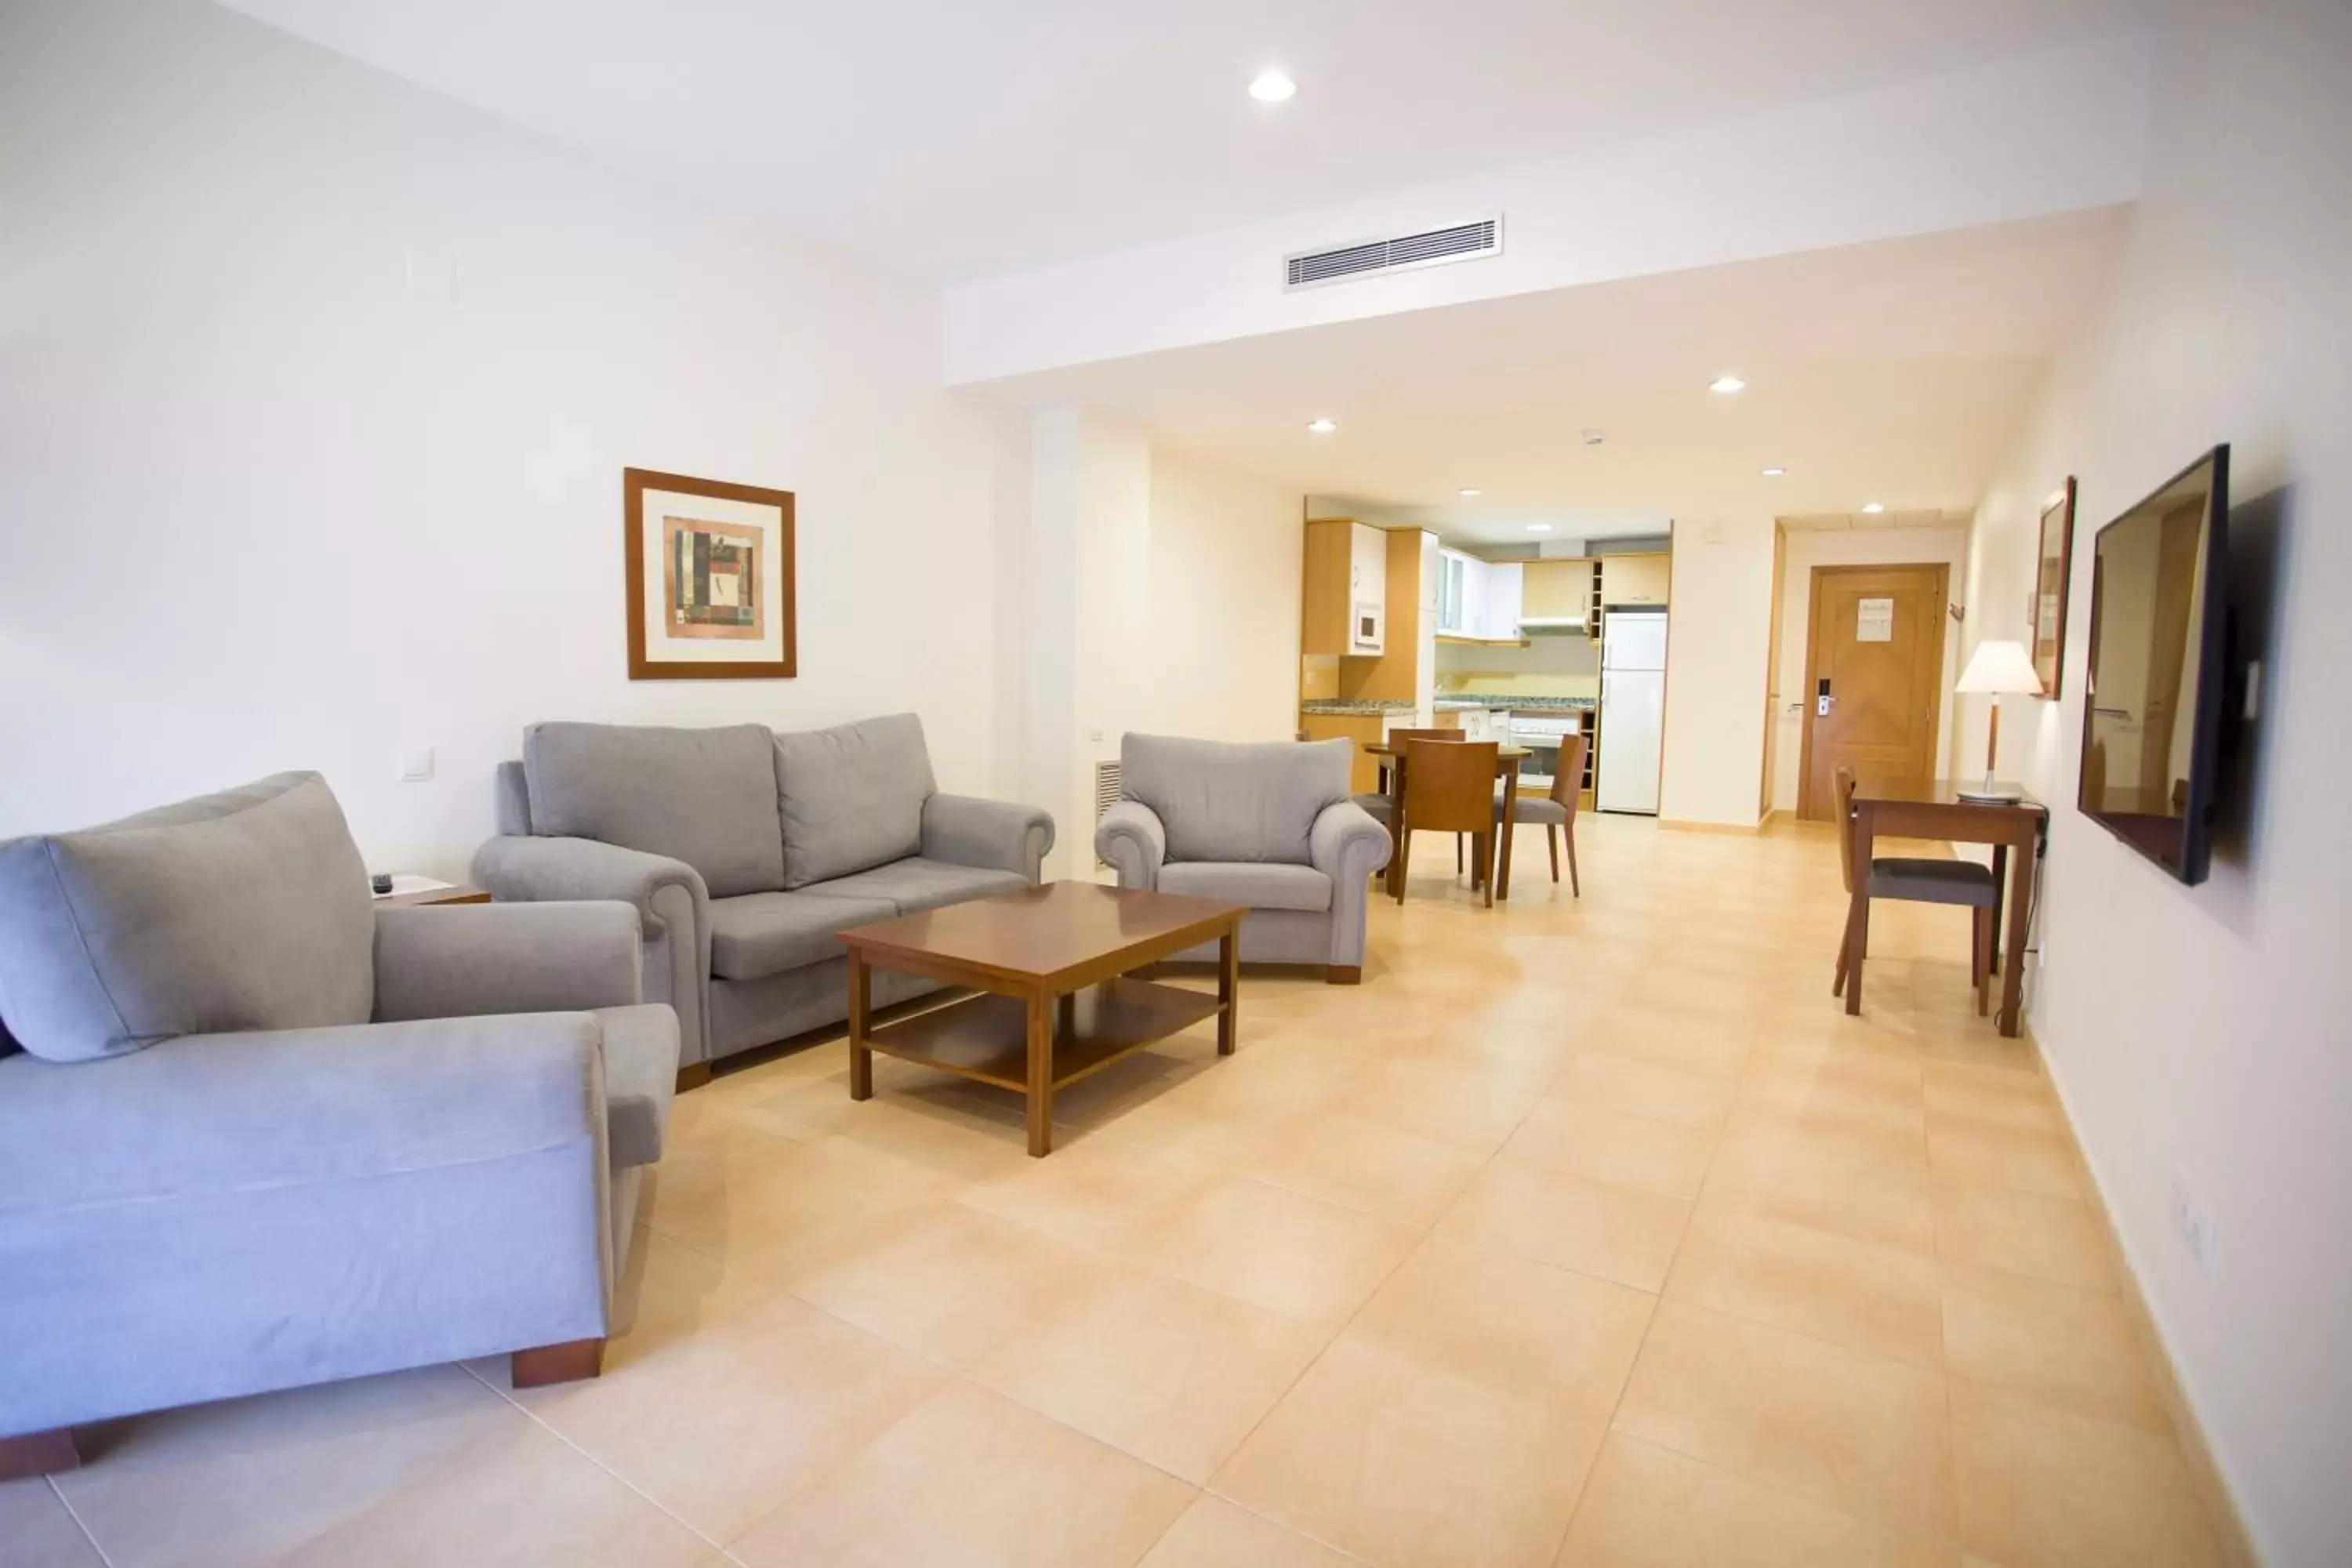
1477,563,1523,639
1520,560,1594,626
1299,711,1385,794
1439,550,1524,639
1601,553,1671,607
1302,519,1390,655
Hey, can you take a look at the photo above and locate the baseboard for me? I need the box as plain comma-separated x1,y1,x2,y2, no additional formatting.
1657,816,1766,835
2021,1022,2263,1568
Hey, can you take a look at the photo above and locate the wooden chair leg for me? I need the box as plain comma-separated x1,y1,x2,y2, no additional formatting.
1394,830,1409,905
1976,906,1994,1015
1566,825,1581,897
0,1427,79,1481
512,1338,604,1389
1455,834,1464,876
1479,833,1495,908
1547,825,1560,883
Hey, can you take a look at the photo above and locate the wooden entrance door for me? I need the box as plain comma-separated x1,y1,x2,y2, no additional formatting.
1798,564,1949,822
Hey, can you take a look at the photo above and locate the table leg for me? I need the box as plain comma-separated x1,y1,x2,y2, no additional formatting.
1025,989,1054,1157
1998,832,2034,1038
1217,924,1239,1056
1386,757,1409,896
1497,766,1520,900
1842,808,1872,1016
1988,845,2009,975
848,952,873,1100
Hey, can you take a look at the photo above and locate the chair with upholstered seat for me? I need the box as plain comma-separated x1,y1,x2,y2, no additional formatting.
1831,765,1998,1013
1354,728,1472,874
1496,733,1586,895
1397,739,1501,907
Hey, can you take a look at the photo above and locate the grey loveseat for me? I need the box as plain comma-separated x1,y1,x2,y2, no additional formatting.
0,772,677,1475
1094,735,1392,982
474,713,1054,1078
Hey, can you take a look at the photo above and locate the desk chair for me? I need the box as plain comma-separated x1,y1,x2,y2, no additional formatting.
1832,766,1998,1014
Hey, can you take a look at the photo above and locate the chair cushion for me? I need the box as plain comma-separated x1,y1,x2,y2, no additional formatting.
800,858,1028,917
524,721,784,897
1121,735,1351,866
1868,857,1999,907
707,890,899,981
595,1003,681,1171
1498,796,1570,826
0,773,374,1062
1158,861,1334,913
775,714,937,890
1349,791,1395,822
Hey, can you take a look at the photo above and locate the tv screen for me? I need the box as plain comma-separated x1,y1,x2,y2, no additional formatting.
2078,445,2230,884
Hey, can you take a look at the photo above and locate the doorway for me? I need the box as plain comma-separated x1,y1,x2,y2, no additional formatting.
1797,563,1949,821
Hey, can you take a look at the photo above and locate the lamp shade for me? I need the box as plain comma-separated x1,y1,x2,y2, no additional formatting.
1955,638,2044,695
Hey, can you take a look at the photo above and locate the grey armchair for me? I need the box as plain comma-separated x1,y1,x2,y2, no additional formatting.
0,773,677,1479
1095,735,1391,982
474,713,1054,1078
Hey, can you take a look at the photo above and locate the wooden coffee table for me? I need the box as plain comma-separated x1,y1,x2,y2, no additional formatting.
837,881,1248,1156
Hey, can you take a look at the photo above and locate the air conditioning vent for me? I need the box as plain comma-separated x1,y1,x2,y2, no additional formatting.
1093,760,1123,869
1284,216,1502,291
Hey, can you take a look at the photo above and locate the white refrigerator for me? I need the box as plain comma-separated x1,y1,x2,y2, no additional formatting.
1596,608,1668,815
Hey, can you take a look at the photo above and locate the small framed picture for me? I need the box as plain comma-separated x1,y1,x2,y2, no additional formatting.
2031,477,2076,697
623,468,796,680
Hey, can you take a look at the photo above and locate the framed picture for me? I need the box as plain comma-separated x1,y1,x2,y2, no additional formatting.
2031,477,2076,697
623,467,796,680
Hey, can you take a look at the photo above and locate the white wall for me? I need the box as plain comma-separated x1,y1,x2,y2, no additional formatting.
0,0,1005,877
1010,412,1301,877
944,38,2150,383
1964,2,2352,1559
1659,518,1777,826
1769,525,1970,813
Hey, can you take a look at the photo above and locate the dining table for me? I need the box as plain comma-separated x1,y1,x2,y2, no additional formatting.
1842,778,2047,1036
1363,741,1531,901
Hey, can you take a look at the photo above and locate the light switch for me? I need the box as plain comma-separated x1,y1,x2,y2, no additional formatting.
395,748,435,782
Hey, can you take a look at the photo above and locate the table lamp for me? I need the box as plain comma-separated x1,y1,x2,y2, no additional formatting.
1955,639,2043,802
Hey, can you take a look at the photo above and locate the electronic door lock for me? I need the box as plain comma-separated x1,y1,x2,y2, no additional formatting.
1817,677,1833,717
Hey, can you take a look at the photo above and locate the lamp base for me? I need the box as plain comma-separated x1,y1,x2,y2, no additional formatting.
1955,779,2023,804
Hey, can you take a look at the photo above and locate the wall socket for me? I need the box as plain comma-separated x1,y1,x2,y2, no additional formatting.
395,748,435,783
2169,1174,2218,1275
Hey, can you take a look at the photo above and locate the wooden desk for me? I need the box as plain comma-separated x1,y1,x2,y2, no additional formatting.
1365,742,1532,901
1843,779,2045,1037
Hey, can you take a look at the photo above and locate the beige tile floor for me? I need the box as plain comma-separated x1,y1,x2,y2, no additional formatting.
6,818,2232,1567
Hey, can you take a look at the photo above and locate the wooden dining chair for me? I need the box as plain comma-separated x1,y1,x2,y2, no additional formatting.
1497,732,1586,895
1398,739,1500,907
1831,766,1999,1014
1352,728,1472,873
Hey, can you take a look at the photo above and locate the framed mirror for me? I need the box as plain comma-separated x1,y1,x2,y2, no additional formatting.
2031,477,2077,696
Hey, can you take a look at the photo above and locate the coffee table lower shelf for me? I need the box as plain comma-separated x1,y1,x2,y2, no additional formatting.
862,978,1221,1094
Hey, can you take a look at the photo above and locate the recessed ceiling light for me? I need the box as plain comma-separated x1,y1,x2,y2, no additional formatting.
1861,502,1886,514
1709,374,1746,394
1761,466,1786,477
1526,523,1553,533
1306,417,1337,434
1458,487,1482,497
1248,71,1297,103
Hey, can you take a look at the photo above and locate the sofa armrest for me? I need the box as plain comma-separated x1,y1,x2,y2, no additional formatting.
920,793,1055,880
0,1014,604,1214
1095,800,1167,890
374,902,644,1022
1308,799,1393,881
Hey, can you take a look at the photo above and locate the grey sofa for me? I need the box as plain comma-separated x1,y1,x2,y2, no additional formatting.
473,713,1054,1078
0,772,676,1476
1094,735,1392,982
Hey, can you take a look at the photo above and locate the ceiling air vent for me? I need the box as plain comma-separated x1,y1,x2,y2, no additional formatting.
1284,216,1503,291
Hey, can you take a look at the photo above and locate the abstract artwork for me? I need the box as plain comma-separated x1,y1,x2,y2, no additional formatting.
624,468,796,679
2031,477,2076,697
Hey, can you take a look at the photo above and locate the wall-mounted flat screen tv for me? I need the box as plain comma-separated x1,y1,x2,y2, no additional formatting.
2078,445,2230,884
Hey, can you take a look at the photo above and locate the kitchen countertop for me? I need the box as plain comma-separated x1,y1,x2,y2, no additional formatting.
1299,699,1416,716
1435,695,1595,713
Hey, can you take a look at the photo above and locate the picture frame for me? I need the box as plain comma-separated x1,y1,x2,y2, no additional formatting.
623,467,797,680
2031,476,2076,697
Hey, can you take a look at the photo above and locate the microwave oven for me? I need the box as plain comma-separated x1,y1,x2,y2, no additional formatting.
1350,601,1384,654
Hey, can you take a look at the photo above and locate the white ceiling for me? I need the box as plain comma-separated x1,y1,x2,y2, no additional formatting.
220,0,2151,284
975,209,2132,546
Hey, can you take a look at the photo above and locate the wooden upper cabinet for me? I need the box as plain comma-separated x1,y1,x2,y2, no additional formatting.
1302,518,1390,655
1520,560,1595,622
1601,553,1671,607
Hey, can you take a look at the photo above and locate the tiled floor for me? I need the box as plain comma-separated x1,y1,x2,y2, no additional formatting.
8,818,2232,1567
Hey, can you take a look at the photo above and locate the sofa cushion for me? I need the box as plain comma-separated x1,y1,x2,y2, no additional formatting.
1158,861,1334,913
707,890,898,982
775,713,937,889
801,858,1027,917
594,1004,681,1170
0,772,375,1062
1120,735,1352,866
524,721,783,898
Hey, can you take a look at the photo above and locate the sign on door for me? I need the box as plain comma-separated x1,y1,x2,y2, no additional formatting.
1857,597,1894,642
